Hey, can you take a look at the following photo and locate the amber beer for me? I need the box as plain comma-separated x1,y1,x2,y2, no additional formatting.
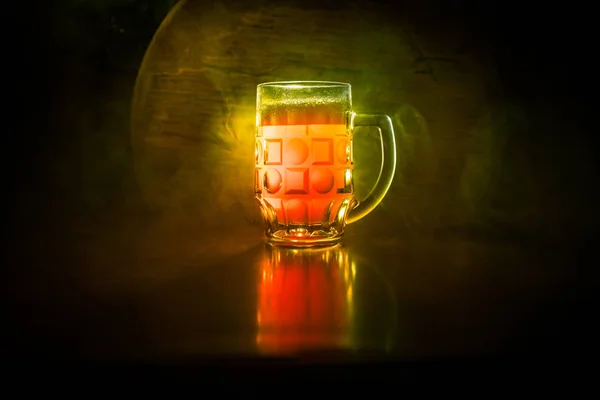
255,81,396,246
256,99,354,231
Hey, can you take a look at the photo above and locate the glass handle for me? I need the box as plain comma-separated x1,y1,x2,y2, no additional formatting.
347,112,397,224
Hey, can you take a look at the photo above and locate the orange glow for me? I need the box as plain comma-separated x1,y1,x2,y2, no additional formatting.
257,124,353,225
256,246,355,354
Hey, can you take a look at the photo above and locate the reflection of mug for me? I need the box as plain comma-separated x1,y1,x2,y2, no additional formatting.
255,82,396,247
256,245,355,354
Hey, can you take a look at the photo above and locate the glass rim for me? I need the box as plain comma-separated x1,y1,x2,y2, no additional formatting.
257,81,350,89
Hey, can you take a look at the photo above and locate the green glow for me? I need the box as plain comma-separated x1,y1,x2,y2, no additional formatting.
131,0,504,234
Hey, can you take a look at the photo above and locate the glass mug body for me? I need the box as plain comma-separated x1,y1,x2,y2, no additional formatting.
255,81,396,247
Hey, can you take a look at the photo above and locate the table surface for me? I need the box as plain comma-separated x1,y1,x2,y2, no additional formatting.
5,0,596,370
7,212,589,363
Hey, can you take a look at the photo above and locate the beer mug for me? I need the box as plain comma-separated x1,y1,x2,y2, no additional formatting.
255,81,396,247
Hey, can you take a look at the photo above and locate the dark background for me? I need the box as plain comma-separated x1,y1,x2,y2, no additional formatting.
6,0,598,366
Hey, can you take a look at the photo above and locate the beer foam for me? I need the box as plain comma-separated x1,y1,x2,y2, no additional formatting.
259,97,349,111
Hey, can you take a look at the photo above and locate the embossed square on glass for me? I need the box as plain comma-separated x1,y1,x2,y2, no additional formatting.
285,168,309,194
265,139,282,165
312,138,334,165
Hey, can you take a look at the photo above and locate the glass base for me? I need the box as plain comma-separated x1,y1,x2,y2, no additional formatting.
267,228,343,248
